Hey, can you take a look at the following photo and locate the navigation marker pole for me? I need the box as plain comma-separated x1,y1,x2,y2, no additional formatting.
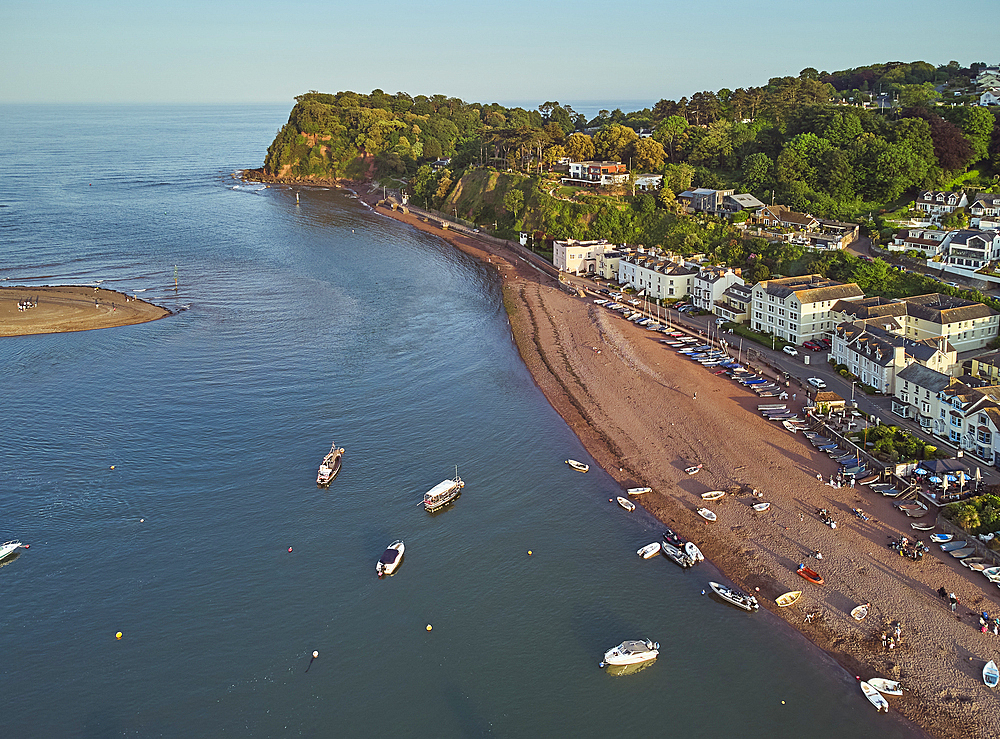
174,265,178,293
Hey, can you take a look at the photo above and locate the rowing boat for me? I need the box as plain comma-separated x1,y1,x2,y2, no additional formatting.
797,564,824,585
617,496,635,512
752,501,770,512
860,680,889,712
850,603,870,621
566,459,589,473
775,590,801,607
696,507,716,522
701,490,725,501
867,678,902,696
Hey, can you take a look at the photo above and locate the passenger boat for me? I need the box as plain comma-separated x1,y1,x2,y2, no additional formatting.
565,459,589,473
984,660,999,688
423,469,465,512
775,590,801,607
867,678,903,696
696,507,716,522
797,564,824,585
850,603,870,621
316,442,345,486
627,487,652,495
685,464,703,475
637,542,661,559
860,680,890,712
617,496,635,512
600,639,659,667
752,501,771,512
701,490,725,501
376,540,404,577
708,581,759,612
0,540,27,560
684,541,704,562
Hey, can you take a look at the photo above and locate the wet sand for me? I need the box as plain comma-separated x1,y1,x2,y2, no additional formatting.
0,286,169,337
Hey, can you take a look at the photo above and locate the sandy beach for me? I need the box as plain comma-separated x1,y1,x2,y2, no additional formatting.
352,187,1000,739
0,285,169,337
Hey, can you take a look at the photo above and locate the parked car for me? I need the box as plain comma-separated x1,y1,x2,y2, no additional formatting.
782,345,798,356
802,341,822,351
817,337,831,348
807,377,827,389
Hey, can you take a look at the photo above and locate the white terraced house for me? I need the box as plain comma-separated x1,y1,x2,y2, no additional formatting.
750,275,864,345
618,254,697,300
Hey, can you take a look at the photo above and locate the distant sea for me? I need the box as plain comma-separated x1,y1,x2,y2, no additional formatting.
493,100,657,118
0,104,925,737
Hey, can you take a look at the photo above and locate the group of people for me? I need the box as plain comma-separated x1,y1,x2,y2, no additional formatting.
17,298,37,311
890,535,927,560
980,610,1000,635
879,621,904,650
816,508,837,529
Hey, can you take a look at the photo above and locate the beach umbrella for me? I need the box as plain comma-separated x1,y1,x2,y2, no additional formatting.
959,471,966,495
946,474,958,483
929,476,942,484
913,468,927,476
942,476,949,494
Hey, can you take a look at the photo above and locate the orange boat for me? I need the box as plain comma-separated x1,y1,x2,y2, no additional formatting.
796,564,825,585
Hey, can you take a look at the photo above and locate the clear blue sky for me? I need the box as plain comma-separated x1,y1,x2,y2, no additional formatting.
1,0,984,108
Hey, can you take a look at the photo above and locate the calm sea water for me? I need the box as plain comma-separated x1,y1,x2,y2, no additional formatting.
0,105,925,738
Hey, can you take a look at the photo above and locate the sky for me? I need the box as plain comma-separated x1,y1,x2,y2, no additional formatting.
0,0,987,109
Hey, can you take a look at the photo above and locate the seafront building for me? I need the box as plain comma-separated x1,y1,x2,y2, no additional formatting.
617,253,697,300
749,275,864,345
561,161,628,188
691,266,743,312
553,239,619,276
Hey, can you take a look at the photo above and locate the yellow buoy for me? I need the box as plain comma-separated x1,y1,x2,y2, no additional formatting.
527,550,532,555
110,465,115,470
115,632,123,640
426,624,432,631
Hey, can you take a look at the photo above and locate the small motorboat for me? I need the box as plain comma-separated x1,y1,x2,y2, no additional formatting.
709,581,759,612
984,660,999,688
929,533,953,544
661,542,693,568
685,464,703,475
910,522,935,531
696,507,716,522
867,678,903,696
627,487,652,495
981,566,1000,578
376,540,404,577
617,496,635,512
797,564,824,585
950,546,976,558
566,459,589,473
860,680,889,712
851,603,870,621
316,442,345,486
637,542,661,559
662,528,685,548
0,540,27,560
600,639,659,668
940,540,967,552
684,541,704,563
752,501,770,512
775,590,802,607
701,490,725,501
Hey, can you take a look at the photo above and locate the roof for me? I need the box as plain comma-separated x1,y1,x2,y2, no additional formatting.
895,363,952,391
832,296,907,320
835,320,950,366
901,294,997,323
728,193,765,209
813,391,845,404
757,275,858,301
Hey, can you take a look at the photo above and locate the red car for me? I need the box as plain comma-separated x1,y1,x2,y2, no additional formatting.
803,341,823,351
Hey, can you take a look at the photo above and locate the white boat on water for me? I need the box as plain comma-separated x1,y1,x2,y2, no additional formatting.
617,496,635,512
860,680,889,712
566,459,589,473
867,678,902,695
316,442,345,486
0,540,27,560
696,507,716,522
423,469,465,512
627,487,652,495
637,542,661,559
984,660,999,687
600,639,659,667
684,541,704,562
376,540,404,577
708,581,759,611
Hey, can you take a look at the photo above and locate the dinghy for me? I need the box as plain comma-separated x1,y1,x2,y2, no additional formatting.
950,546,976,558
685,464,703,475
752,501,771,512
910,522,935,531
627,487,652,495
940,540,967,552
860,680,889,712
796,564,824,585
566,459,589,473
964,559,990,571
708,581,759,612
929,533,953,543
981,566,1000,578
637,542,661,559
868,678,902,696
851,603,870,621
984,660,999,688
617,496,635,512
696,507,717,522
701,490,725,501
684,541,704,562
775,590,802,607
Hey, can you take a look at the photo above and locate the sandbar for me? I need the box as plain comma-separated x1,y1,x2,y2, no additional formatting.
0,285,169,337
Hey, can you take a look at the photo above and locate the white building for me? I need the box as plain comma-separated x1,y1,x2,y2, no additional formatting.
552,239,618,275
940,229,1000,271
750,275,865,344
915,190,968,217
692,266,743,312
618,254,697,301
888,229,949,258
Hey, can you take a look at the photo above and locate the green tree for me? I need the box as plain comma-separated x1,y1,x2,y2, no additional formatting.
565,132,595,161
741,152,772,189
628,138,666,171
593,124,639,161
503,188,524,218
898,82,942,109
653,115,689,161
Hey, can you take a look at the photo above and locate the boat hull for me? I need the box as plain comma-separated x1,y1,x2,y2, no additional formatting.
775,590,801,607
376,541,405,577
868,678,902,695
617,497,635,512
424,476,465,512
316,446,344,486
0,541,23,560
860,681,890,712
797,565,824,585
600,640,659,667
565,459,589,473
708,581,759,611
984,660,999,688
637,543,661,559
696,507,716,522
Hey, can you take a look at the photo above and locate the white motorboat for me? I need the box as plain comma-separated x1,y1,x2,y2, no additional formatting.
860,680,889,712
376,540,404,577
0,540,27,560
867,678,902,696
600,639,659,667
696,507,717,522
929,533,953,543
617,496,635,512
684,541,704,563
637,542,661,559
316,442,345,486
708,581,759,612
752,501,770,512
985,660,999,688
684,464,703,475
566,459,589,473
627,487,652,495
423,469,465,512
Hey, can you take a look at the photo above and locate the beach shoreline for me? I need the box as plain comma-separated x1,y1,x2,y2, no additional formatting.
0,285,169,337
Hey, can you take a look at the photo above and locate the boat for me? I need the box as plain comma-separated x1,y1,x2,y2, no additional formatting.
965,560,990,571
376,540,404,577
981,566,1000,578
565,459,589,473
617,496,635,512
627,487,652,495
696,507,717,522
867,678,902,696
851,603,870,621
662,528,685,548
775,591,802,607
701,490,725,501
752,501,771,512
860,680,889,712
929,533,953,544
423,469,465,512
796,564,824,585
684,541,704,562
708,581,759,612
637,542,661,559
600,639,659,668
984,660,999,688
940,540,967,552
685,464,703,475
661,542,693,568
316,442,345,485
910,522,935,531
0,540,27,560
950,546,976,558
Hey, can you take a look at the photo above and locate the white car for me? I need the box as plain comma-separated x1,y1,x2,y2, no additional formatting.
782,345,798,356
807,377,827,389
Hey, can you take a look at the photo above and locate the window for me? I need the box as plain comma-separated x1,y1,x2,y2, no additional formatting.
951,415,962,428
978,428,991,444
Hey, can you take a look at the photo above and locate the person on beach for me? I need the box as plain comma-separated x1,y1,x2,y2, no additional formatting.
938,586,947,600
949,593,958,612
693,391,697,400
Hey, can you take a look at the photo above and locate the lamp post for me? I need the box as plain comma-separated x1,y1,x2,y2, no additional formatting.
851,381,857,404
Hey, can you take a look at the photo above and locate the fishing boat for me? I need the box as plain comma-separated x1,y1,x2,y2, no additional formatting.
565,459,589,473
929,533,953,544
627,487,652,495
984,660,999,688
950,546,976,559
617,496,635,512
775,590,802,607
423,469,465,512
860,680,889,712
910,522,935,531
851,603,870,621
376,540,404,577
708,581,759,612
316,442,345,486
0,540,27,560
797,564,824,585
637,542,661,559
867,678,903,696
685,464,703,475
696,507,717,522
940,540,967,552
600,639,659,668
684,541,704,562
752,501,771,512
701,490,725,501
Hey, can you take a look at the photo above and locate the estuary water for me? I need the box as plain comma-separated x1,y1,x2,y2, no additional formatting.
0,105,925,737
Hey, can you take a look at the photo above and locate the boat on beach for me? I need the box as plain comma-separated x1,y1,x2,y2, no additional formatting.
910,522,935,531
600,639,659,668
797,564,824,585
851,603,870,621
752,501,771,512
376,540,404,577
940,540,967,552
423,469,465,512
860,680,890,712
617,496,635,512
701,490,725,501
950,546,976,558
661,541,694,568
627,487,652,495
696,507,716,522
929,533,953,543
662,527,685,548
684,541,704,562
316,442,344,486
685,464,703,475
565,459,589,473
708,581,759,612
0,540,27,560
985,660,999,687
867,678,902,695
964,559,990,571
637,542,661,559
775,590,801,607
